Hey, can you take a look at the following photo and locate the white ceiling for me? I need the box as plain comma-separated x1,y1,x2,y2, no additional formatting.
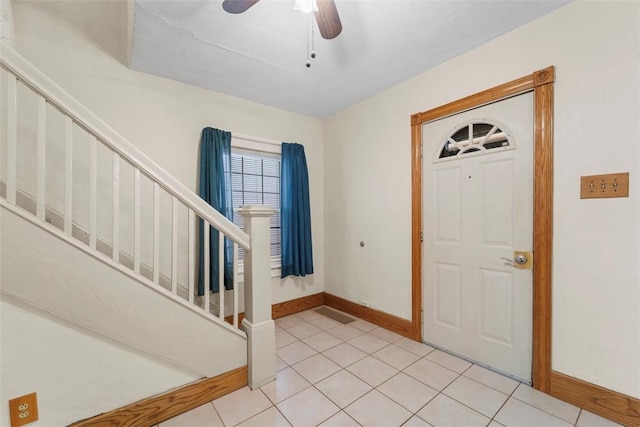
130,0,570,118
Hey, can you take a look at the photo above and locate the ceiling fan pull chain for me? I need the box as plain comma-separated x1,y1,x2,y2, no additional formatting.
306,17,311,68
311,13,316,60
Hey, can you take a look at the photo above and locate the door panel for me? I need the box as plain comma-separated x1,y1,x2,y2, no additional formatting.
435,262,461,329
423,92,533,382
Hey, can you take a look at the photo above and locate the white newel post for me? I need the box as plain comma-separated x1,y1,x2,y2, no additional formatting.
238,205,276,389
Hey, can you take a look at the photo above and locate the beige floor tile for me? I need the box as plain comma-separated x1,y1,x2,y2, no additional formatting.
213,386,273,427
327,325,365,341
378,372,439,413
350,319,378,332
310,316,343,330
345,390,412,427
275,314,306,329
296,309,324,322
576,409,624,427
462,364,519,395
302,331,343,352
277,387,340,427
160,403,223,427
236,407,291,427
394,337,435,357
425,349,473,373
287,322,323,339
322,342,368,367
173,308,610,427
403,358,459,391
292,353,342,384
276,355,288,371
369,327,404,343
315,369,373,408
318,411,361,427
260,367,311,404
417,394,490,427
276,329,298,348
443,375,509,417
372,344,421,370
276,340,317,365
403,416,434,427
513,383,581,423
347,355,399,387
494,398,573,427
348,333,390,354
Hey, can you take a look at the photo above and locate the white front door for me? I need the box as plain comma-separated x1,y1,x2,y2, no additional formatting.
422,92,534,382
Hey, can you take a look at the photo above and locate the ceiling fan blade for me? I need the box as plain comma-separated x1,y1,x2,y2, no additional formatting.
222,0,261,14
314,0,342,39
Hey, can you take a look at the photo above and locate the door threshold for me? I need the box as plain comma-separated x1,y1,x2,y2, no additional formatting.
421,340,532,386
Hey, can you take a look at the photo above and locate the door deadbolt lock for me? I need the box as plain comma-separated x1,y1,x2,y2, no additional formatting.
501,251,533,270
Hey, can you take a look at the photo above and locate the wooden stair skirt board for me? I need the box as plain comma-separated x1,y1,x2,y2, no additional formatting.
550,371,640,427
69,366,247,427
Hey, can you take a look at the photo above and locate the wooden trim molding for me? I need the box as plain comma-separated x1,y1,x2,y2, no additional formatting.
225,292,325,325
272,292,325,319
410,117,423,341
410,66,555,391
418,73,537,124
323,292,413,338
70,366,247,427
550,371,640,426
532,70,555,392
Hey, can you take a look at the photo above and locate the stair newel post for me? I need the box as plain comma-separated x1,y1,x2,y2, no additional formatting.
238,205,276,389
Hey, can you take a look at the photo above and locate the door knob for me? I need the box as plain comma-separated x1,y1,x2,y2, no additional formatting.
501,251,533,270
514,254,527,265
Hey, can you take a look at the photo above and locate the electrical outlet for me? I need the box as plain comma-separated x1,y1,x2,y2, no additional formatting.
580,172,629,199
9,392,38,427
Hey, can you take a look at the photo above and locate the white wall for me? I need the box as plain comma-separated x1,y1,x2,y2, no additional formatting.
9,0,325,304
324,1,639,398
0,296,199,427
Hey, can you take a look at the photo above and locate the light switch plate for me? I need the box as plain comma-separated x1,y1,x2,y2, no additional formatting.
580,172,629,199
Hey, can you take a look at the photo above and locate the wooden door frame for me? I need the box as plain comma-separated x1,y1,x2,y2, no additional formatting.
410,66,554,392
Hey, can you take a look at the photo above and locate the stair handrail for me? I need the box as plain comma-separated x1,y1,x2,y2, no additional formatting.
0,46,249,250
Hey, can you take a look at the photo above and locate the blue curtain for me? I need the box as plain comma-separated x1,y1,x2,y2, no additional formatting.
198,127,233,295
281,142,313,278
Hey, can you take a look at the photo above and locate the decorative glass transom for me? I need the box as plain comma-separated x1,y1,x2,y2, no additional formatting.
438,120,513,160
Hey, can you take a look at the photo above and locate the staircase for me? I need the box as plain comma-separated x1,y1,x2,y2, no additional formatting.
0,47,276,425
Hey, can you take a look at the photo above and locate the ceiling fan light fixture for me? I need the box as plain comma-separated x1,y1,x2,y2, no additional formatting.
293,0,318,14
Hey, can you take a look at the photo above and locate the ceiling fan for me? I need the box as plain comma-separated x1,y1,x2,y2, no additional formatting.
222,0,343,40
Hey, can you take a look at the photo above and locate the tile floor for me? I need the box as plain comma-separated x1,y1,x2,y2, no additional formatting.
158,307,623,427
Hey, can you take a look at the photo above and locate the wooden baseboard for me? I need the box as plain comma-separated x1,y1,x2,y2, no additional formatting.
225,293,325,325
272,292,325,319
323,292,413,339
550,371,640,426
70,366,247,427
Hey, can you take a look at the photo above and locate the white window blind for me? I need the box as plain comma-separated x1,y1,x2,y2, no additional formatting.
231,149,281,261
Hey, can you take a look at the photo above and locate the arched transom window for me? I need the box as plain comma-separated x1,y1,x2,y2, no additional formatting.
437,120,513,161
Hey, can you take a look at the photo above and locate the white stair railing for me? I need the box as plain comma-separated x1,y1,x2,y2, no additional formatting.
0,48,255,333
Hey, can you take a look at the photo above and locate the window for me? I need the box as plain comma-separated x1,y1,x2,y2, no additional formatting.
438,120,512,160
230,149,281,264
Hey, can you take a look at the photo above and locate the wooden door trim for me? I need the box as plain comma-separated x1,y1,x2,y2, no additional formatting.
410,66,555,392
